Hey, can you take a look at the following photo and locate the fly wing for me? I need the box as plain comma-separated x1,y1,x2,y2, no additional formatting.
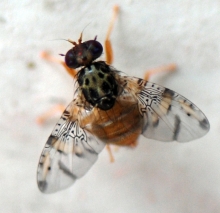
37,101,105,193
124,77,210,142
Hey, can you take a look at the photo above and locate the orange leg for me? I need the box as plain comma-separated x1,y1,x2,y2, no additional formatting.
38,52,77,124
104,5,119,65
103,6,176,161
36,104,66,124
103,5,120,162
40,51,77,78
106,145,115,163
144,63,177,81
37,52,77,125
106,1,141,154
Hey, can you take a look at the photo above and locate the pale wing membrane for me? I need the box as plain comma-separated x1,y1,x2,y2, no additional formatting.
37,102,105,193
133,78,209,142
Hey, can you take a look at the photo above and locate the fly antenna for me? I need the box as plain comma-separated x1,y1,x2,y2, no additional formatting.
78,22,92,43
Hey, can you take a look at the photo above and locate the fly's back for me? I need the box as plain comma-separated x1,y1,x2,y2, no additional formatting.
77,61,118,110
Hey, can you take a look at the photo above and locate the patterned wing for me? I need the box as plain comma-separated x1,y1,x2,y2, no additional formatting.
37,102,105,193
126,77,210,142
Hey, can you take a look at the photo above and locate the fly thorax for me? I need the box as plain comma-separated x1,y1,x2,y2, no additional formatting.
77,62,118,110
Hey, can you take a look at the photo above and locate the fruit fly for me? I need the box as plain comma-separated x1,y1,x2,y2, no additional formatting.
37,5,210,193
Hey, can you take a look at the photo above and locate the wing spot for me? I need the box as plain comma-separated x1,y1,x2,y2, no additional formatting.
153,119,159,127
199,118,210,130
168,105,172,111
137,78,142,84
163,88,175,97
173,115,181,140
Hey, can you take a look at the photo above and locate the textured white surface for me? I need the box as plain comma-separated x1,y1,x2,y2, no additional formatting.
0,0,219,212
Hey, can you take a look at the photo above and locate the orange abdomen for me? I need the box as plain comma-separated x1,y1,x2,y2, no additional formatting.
80,101,143,146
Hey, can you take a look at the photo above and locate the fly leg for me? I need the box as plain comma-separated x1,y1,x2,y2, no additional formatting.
104,5,119,65
144,63,177,81
40,51,77,78
37,51,77,124
104,5,119,162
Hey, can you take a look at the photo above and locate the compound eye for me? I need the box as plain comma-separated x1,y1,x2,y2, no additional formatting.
85,40,103,60
65,49,79,68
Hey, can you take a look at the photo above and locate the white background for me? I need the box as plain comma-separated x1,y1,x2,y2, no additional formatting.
0,0,219,212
